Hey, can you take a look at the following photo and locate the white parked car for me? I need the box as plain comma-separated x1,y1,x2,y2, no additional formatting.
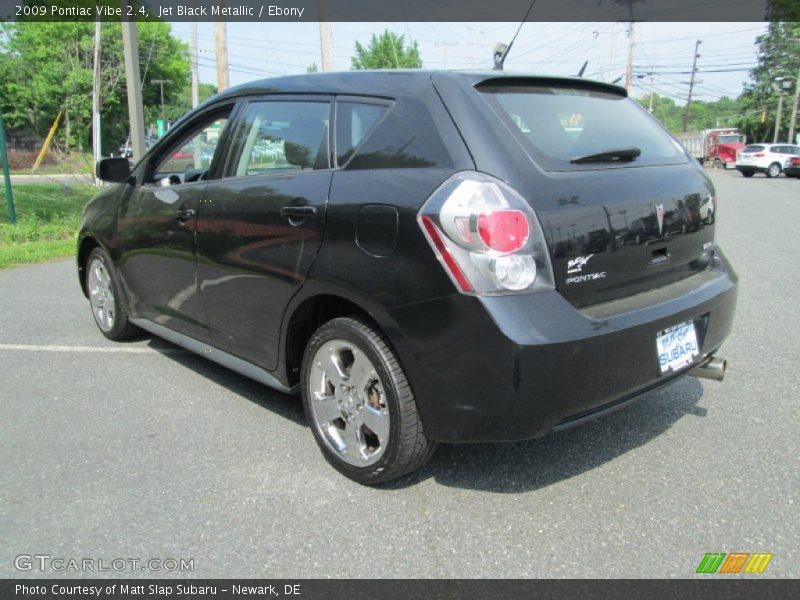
735,143,800,178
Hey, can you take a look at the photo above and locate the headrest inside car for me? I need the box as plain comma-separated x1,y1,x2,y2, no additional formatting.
283,117,326,168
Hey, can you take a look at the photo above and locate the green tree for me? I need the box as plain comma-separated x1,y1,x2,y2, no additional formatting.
736,21,800,142
0,21,190,155
635,94,684,132
172,83,218,121
351,30,422,70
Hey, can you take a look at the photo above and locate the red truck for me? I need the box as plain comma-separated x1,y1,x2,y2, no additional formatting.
675,128,747,169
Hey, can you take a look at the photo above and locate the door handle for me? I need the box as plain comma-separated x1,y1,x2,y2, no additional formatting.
280,206,316,221
175,208,196,220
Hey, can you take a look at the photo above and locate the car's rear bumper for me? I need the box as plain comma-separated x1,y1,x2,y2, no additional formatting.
735,164,764,173
388,249,738,443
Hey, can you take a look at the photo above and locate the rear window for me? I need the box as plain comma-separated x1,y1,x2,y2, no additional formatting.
335,101,387,166
743,145,765,152
478,83,687,171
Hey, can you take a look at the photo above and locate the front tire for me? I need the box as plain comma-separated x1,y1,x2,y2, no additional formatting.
301,317,436,485
766,162,781,178
85,248,140,341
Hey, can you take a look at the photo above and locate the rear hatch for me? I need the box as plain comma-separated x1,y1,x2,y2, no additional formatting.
471,79,716,307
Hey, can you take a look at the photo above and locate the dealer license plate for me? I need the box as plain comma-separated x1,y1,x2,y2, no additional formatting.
656,321,700,375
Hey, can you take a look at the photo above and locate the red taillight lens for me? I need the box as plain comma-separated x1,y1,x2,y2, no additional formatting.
792,157,800,165
477,210,530,254
754,153,765,157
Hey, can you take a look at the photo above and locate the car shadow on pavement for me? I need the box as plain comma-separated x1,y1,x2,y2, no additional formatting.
385,376,707,493
143,334,707,493
144,336,307,428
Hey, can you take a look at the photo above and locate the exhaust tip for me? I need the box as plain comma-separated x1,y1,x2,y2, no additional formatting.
690,357,727,382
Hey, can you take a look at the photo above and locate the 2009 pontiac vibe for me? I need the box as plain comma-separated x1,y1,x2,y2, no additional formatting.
79,71,737,484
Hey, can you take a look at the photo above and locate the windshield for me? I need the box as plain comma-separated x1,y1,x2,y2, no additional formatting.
717,135,742,144
743,145,764,152
479,83,686,171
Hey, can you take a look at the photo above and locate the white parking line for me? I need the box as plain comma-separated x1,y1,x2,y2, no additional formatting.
0,343,185,354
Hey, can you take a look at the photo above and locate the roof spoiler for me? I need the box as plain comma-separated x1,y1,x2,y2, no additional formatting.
473,76,627,98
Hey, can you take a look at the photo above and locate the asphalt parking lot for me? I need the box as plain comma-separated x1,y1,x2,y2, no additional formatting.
0,170,797,578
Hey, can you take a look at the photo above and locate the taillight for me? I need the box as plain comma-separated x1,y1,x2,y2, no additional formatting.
417,172,555,295
792,157,800,165
477,210,529,253
754,153,765,157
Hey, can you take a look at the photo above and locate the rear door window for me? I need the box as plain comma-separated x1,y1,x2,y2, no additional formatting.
478,83,687,171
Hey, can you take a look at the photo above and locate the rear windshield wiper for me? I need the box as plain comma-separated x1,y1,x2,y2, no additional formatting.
570,147,641,164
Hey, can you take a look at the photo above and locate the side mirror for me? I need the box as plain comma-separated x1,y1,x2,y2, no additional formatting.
96,158,132,184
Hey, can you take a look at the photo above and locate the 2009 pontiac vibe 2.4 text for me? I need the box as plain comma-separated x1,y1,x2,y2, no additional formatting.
79,71,737,485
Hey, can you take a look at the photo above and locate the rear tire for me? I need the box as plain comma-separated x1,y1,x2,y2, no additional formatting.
741,171,754,178
85,247,141,341
301,316,436,485
766,162,781,178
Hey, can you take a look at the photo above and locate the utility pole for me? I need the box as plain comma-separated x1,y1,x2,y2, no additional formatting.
190,21,200,108
152,79,171,121
624,21,635,92
120,14,146,161
683,39,702,132
788,65,800,145
318,0,334,72
215,19,229,91
92,20,102,186
190,19,202,169
774,91,785,143
648,72,655,113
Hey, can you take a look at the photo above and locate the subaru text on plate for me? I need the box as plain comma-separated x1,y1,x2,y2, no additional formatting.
79,71,737,485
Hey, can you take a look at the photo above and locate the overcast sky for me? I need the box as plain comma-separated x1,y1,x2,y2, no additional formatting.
166,21,768,105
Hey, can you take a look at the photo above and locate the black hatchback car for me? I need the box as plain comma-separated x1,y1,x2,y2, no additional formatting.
80,71,737,484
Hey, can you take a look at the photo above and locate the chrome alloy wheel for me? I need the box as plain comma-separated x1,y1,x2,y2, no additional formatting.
768,163,781,178
307,339,390,467
88,258,115,332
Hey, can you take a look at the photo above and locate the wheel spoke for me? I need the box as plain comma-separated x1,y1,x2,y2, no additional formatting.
342,421,364,462
94,263,105,285
360,404,390,443
349,351,373,387
325,351,347,387
312,391,340,424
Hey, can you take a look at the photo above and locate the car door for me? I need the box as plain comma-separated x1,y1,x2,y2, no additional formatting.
197,96,333,370
118,106,234,341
